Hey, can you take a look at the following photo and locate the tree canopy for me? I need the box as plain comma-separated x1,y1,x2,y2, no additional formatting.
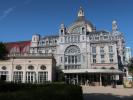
128,58,133,75
0,42,8,59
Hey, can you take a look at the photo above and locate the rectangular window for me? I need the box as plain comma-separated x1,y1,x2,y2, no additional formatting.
0,71,8,81
13,72,23,83
100,47,104,53
65,37,67,43
78,36,80,42
61,57,62,63
109,54,113,58
109,46,113,52
74,36,77,42
93,59,96,63
101,55,104,59
38,72,48,83
46,41,48,45
68,37,70,43
110,59,114,63
93,55,96,58
71,36,73,42
75,56,77,64
77,55,80,62
72,56,74,63
92,47,96,53
65,57,67,63
104,36,108,39
65,66,67,70
26,72,36,83
92,55,96,63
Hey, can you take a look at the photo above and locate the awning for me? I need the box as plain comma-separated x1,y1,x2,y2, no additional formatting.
62,69,124,74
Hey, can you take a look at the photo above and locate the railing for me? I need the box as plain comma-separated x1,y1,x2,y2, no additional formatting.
8,53,53,57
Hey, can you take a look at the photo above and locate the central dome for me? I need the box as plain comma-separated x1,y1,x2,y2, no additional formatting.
68,7,95,33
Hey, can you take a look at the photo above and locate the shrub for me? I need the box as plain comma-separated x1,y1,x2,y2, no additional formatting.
0,83,83,100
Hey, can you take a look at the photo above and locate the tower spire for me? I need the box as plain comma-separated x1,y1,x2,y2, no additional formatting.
78,6,84,17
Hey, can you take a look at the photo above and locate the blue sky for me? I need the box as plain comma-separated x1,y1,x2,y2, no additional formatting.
0,0,133,53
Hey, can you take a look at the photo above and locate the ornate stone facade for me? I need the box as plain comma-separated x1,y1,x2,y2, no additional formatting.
30,7,125,71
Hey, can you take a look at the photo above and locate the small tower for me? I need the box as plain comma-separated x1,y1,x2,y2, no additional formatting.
112,20,118,32
31,34,40,47
59,23,66,36
78,6,84,17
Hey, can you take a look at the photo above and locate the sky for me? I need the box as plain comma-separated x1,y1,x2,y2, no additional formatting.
0,0,133,53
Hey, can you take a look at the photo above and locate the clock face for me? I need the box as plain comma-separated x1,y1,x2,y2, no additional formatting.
72,27,81,33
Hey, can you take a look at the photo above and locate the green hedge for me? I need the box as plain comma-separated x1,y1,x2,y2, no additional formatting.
0,82,83,100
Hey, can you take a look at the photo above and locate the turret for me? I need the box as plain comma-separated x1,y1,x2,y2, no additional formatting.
59,23,66,36
31,34,40,47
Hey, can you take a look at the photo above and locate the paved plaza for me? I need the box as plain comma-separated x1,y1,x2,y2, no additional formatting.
82,85,133,100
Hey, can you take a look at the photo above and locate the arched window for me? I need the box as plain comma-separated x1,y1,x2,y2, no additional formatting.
55,40,57,43
82,27,85,34
28,65,34,70
40,65,46,70
65,45,80,55
64,45,81,70
16,65,22,70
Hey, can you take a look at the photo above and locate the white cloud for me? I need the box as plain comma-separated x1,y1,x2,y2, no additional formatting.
0,0,32,21
0,7,16,21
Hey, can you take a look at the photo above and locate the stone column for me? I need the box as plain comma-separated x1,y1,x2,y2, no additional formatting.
76,74,79,84
100,73,102,86
23,63,26,83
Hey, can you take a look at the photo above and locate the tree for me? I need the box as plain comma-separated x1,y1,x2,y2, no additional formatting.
0,42,8,59
55,65,64,82
127,58,133,82
128,58,133,73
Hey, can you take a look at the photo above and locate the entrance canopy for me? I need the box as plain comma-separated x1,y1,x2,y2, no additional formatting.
62,69,124,74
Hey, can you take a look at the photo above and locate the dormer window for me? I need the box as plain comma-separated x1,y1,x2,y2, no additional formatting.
82,27,85,34
55,40,57,43
61,30,63,35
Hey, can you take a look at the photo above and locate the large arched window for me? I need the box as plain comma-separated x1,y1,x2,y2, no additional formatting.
64,45,81,70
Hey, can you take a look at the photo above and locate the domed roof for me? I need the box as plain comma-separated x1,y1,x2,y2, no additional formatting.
74,16,94,29
68,7,95,33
